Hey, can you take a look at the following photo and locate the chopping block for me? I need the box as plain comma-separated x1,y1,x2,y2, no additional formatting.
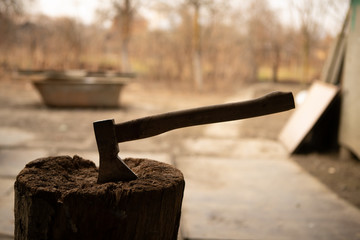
14,156,184,240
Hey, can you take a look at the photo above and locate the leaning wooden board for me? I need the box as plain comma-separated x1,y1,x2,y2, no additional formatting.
321,10,349,85
279,81,339,153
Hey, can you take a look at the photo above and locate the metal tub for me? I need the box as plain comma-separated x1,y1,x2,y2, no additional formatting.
33,74,130,108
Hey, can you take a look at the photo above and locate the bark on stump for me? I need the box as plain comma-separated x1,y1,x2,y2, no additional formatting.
14,155,185,240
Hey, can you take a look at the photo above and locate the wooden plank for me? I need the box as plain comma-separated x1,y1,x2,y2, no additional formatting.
321,10,349,85
279,81,339,153
339,4,360,158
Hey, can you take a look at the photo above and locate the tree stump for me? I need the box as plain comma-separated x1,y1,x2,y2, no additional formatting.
14,155,185,240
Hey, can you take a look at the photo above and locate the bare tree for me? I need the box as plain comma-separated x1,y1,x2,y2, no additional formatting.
0,0,23,16
150,0,207,90
289,0,347,82
245,0,273,82
0,0,24,70
1,0,343,88
187,0,231,90
293,0,319,82
95,0,138,71
266,10,283,82
188,0,203,90
112,0,136,72
55,17,85,68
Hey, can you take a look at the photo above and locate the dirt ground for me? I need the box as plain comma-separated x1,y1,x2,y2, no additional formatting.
237,83,360,210
245,84,360,210
1,73,360,211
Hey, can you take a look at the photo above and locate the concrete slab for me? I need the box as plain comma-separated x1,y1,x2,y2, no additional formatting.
0,128,34,147
201,90,254,139
183,138,286,158
0,179,14,237
121,151,172,165
25,136,95,151
203,122,240,139
120,138,171,153
177,156,360,240
0,149,48,177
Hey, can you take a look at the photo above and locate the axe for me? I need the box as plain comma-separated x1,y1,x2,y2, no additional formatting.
94,91,295,184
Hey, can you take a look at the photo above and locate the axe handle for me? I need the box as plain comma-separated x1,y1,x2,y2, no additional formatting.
115,91,294,142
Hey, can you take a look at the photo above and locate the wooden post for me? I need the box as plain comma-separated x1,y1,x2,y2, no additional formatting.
14,155,185,240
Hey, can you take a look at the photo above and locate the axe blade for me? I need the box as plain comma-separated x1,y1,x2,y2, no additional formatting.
93,119,137,183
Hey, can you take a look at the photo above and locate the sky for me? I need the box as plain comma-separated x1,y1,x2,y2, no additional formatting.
29,0,102,25
30,0,292,25
28,0,348,35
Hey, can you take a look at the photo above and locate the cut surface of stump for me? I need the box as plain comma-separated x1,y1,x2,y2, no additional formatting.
15,155,185,240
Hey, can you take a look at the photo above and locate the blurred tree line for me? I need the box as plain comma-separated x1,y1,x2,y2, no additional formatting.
0,0,348,90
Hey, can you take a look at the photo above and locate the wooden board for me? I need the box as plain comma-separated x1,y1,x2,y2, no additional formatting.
279,82,339,153
321,10,349,85
339,4,360,158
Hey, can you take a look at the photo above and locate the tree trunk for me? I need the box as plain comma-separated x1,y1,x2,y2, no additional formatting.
121,38,131,72
192,1,203,90
193,50,203,90
272,46,280,83
301,28,310,83
272,64,278,83
119,0,132,72
15,156,185,240
250,62,258,82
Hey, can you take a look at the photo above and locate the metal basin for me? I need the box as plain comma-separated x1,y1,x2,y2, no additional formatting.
33,74,129,108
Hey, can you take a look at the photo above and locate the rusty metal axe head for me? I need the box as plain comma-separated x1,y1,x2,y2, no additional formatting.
93,119,137,184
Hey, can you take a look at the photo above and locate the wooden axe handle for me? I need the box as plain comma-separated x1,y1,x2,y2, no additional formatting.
115,91,294,142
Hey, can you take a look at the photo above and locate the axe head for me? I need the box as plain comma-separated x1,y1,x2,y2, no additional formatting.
93,119,137,183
